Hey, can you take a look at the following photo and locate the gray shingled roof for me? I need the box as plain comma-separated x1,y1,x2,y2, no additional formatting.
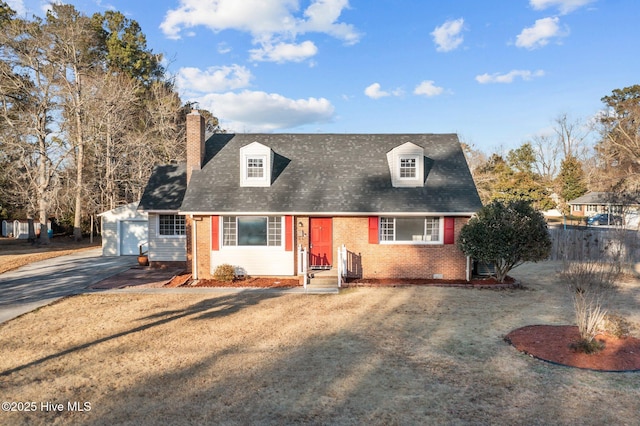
138,163,187,212
179,134,482,214
568,191,640,206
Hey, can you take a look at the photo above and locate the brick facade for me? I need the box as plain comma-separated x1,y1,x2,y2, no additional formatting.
331,216,469,280
186,112,205,184
188,214,470,281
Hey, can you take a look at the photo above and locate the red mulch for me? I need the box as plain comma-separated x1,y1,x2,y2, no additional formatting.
188,277,300,288
168,275,518,289
505,325,640,372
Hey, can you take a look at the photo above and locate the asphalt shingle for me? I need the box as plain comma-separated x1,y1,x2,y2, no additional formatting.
179,134,482,214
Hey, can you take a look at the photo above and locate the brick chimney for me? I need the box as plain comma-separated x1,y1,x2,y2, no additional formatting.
186,110,205,184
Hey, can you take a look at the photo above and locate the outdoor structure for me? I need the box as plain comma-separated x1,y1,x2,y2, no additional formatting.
568,191,640,223
98,202,149,256
138,111,483,282
1,219,51,239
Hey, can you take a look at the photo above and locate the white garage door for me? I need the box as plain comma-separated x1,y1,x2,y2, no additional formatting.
120,220,148,255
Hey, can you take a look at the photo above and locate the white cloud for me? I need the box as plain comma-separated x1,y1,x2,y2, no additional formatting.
250,40,318,63
5,0,26,15
431,18,465,52
195,90,335,131
364,83,389,99
160,0,360,62
176,65,253,95
217,42,232,54
515,17,566,49
475,69,545,84
413,80,444,97
529,0,596,14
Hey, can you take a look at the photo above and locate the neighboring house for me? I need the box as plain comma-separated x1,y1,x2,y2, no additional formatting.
138,111,483,281
568,192,640,218
98,202,148,256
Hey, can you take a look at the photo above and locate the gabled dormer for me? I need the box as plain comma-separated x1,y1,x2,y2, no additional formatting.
387,142,425,187
240,141,273,187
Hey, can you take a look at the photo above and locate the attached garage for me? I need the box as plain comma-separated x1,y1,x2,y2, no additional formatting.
99,202,148,256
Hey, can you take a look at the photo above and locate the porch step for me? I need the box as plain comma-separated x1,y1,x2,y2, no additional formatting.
308,275,339,288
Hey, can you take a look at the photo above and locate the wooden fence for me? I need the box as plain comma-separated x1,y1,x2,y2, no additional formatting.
548,227,640,263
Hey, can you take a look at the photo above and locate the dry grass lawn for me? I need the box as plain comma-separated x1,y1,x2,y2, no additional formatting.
1,261,639,425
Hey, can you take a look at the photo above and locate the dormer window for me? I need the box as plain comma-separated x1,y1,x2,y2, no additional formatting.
240,142,273,187
387,142,425,187
399,157,417,179
246,157,265,179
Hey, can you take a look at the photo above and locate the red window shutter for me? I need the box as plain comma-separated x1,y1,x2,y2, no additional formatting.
444,217,455,244
211,216,219,251
368,216,378,244
285,216,293,251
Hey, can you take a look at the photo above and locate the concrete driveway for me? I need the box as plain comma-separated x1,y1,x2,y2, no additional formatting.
0,248,137,324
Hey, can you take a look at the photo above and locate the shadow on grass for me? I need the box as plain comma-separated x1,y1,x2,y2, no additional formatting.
0,291,280,377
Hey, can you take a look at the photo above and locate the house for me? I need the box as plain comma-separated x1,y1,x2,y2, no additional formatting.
138,111,483,282
568,192,640,217
98,202,149,256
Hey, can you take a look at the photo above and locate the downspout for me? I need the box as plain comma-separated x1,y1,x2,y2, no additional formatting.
191,215,198,280
466,256,471,282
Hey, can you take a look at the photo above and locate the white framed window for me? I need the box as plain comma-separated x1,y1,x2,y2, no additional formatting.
222,216,282,247
246,157,265,179
158,214,185,236
587,204,598,213
399,157,417,179
240,142,272,187
387,142,424,187
379,217,441,243
572,204,581,212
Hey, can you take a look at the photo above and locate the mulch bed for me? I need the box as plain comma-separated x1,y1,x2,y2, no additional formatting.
505,325,640,372
168,275,518,289
344,276,518,288
187,277,300,288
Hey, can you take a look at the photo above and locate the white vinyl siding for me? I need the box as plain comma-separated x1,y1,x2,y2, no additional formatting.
148,213,186,262
213,215,292,276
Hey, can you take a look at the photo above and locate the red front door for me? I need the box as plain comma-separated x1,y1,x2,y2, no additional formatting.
310,218,332,268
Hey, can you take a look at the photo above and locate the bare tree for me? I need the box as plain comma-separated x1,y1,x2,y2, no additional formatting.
554,113,593,160
0,10,69,243
530,133,560,183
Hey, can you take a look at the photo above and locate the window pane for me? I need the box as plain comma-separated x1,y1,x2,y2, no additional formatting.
247,158,264,178
175,215,186,235
380,217,394,241
159,215,174,235
223,216,237,246
268,216,282,246
400,158,416,178
238,217,267,246
425,217,439,241
395,217,424,241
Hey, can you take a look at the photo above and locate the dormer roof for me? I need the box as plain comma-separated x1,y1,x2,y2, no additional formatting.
179,134,482,215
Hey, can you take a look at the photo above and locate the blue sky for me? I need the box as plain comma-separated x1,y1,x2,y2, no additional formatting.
8,0,640,152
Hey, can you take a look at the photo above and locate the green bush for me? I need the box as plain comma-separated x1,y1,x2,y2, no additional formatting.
213,264,236,282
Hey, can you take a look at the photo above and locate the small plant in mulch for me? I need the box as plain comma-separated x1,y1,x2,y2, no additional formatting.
213,264,236,282
569,338,606,354
602,313,632,339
